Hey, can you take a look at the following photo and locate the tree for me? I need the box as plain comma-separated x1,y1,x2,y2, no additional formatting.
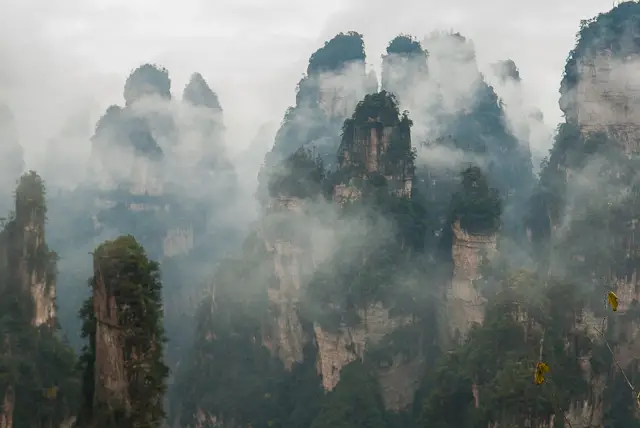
76,235,169,428
310,361,388,428
449,166,502,234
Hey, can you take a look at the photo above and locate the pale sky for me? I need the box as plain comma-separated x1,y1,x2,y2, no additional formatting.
0,0,619,169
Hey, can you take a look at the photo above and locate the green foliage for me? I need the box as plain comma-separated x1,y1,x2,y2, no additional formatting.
419,353,476,428
264,31,372,176
344,91,404,128
268,147,326,199
182,72,222,110
171,233,323,427
386,35,426,57
304,228,401,330
15,171,47,222
77,235,169,428
449,166,502,234
0,325,80,428
0,172,80,428
337,91,415,182
307,31,366,75
420,271,592,428
310,361,389,428
123,63,171,105
561,1,640,107
168,15,640,428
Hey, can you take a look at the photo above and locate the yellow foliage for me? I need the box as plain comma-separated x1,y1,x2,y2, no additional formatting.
534,362,549,385
608,291,619,312
42,387,58,399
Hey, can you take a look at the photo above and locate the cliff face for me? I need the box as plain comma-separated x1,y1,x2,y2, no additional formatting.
91,250,130,414
263,32,377,173
0,172,56,327
257,91,424,412
313,304,417,409
574,51,640,154
316,60,371,120
565,49,640,425
532,5,640,424
444,219,497,342
381,35,428,108
334,118,412,203
261,196,308,369
79,236,168,427
0,172,76,428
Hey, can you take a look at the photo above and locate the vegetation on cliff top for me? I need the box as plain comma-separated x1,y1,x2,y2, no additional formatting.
307,31,366,75
337,91,415,180
182,72,222,110
262,30,374,179
561,1,640,105
123,63,172,105
386,35,426,57
0,172,79,428
76,235,168,428
449,166,502,235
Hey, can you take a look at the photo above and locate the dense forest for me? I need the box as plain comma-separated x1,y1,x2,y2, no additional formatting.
2,1,640,427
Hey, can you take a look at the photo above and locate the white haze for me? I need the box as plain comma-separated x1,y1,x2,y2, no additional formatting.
0,0,629,351
0,0,617,178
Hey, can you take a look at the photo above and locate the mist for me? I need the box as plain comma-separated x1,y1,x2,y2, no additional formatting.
0,2,631,425
0,0,616,177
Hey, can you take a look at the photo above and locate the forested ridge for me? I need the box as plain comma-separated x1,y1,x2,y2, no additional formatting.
2,2,640,428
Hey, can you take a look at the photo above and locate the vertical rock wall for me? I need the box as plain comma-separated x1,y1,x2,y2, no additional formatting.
313,304,416,400
575,52,640,153
445,219,497,343
92,252,131,416
261,197,308,369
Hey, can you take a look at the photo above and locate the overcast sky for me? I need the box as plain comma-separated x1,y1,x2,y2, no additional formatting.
0,0,618,169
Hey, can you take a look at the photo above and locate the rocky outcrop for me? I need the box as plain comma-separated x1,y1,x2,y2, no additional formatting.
0,172,57,327
445,219,497,342
332,183,362,204
0,172,58,426
548,14,640,426
263,238,306,368
575,51,640,153
263,93,418,410
261,197,308,369
260,192,423,411
337,119,412,187
265,32,377,170
377,353,425,411
313,303,415,391
316,60,370,120
333,92,414,204
84,65,231,265
92,250,131,415
79,236,168,427
381,35,428,107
